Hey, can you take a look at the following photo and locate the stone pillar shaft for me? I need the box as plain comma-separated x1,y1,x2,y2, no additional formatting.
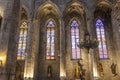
24,17,34,80
0,0,20,80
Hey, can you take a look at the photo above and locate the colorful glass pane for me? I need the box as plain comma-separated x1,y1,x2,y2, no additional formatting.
71,20,81,59
46,20,55,59
96,19,108,59
17,22,28,60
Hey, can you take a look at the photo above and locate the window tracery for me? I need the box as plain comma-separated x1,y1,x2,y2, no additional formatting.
46,20,55,60
96,19,108,59
71,19,81,59
17,21,28,60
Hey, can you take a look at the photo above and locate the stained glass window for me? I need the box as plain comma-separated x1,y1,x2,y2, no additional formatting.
46,20,55,60
17,22,28,60
71,20,81,59
96,19,108,59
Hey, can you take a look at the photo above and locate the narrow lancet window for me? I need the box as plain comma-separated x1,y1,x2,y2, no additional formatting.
96,19,108,59
17,22,28,60
46,20,55,60
71,20,81,59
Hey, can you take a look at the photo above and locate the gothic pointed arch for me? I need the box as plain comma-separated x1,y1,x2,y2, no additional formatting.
21,5,29,18
70,18,81,59
64,0,86,21
16,7,28,80
17,8,28,60
94,0,112,59
34,1,61,79
64,0,87,60
96,0,113,7
63,1,88,79
36,0,61,60
36,1,61,20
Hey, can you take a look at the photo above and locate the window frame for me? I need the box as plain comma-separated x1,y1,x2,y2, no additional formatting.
17,21,28,60
45,19,56,60
70,18,81,60
95,18,109,59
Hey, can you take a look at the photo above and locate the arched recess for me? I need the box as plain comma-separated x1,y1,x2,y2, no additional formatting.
16,7,28,80
63,0,87,79
94,0,113,59
35,1,61,79
17,8,28,60
93,1,117,79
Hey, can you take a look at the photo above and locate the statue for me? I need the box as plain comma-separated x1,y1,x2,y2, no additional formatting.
97,62,104,76
111,63,117,77
15,61,23,80
47,65,52,78
74,61,85,80
74,64,81,79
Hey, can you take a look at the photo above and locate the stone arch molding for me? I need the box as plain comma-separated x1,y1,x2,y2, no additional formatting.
36,1,61,21
114,0,120,8
93,0,112,21
94,0,113,12
20,7,28,22
63,0,87,24
64,0,86,15
63,0,88,35
21,5,29,15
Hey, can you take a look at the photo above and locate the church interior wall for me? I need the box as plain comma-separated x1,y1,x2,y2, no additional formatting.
0,0,120,80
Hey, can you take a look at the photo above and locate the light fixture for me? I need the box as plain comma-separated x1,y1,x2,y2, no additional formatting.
77,32,98,53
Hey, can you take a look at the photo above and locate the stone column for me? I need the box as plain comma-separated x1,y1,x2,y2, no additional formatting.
60,21,66,80
112,1,120,78
90,49,99,80
32,19,40,80
0,1,13,80
23,0,35,79
24,17,34,80
0,0,20,80
5,0,20,80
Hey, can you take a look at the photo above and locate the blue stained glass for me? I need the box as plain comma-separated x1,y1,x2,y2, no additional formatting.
46,20,55,59
96,19,108,59
71,19,81,59
17,22,28,60
47,21,54,27
96,19,104,27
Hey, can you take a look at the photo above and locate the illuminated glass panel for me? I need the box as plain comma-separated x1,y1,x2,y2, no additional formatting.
96,19,108,59
46,20,55,59
17,22,28,60
71,20,81,59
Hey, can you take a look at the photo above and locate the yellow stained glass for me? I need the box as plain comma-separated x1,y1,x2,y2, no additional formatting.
17,22,28,60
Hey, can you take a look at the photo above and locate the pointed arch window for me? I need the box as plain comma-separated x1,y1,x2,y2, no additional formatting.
46,20,55,60
17,21,28,60
71,19,81,59
96,19,108,59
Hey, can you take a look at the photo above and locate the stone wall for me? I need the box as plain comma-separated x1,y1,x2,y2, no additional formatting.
0,0,120,80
